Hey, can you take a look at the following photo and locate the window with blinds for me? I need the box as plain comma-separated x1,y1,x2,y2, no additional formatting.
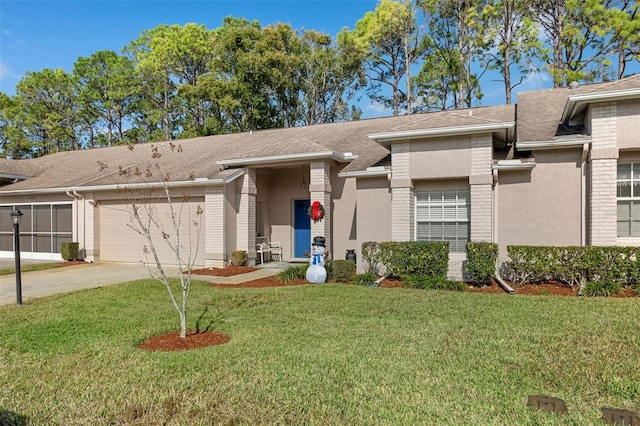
415,188,470,252
617,163,640,238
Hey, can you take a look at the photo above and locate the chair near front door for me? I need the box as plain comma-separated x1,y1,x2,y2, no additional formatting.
269,241,282,261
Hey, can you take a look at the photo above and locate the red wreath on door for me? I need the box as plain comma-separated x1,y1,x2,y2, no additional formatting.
308,201,325,222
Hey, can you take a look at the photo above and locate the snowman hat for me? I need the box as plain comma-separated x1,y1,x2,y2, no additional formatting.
312,236,326,247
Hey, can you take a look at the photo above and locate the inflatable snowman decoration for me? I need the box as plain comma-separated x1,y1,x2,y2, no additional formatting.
306,236,327,284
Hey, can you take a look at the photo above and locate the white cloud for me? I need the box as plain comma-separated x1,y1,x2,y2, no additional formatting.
0,61,18,81
365,101,392,118
520,67,551,91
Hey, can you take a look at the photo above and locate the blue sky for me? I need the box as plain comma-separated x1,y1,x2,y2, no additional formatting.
0,0,564,118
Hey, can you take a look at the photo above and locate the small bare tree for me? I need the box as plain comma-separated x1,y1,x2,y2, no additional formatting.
98,142,202,338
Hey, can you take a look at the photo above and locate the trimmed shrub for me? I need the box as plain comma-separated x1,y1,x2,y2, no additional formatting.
230,250,248,266
332,260,355,282
465,242,498,285
583,281,622,297
378,241,449,280
353,272,378,286
275,264,308,282
402,275,466,292
324,260,334,281
361,241,381,275
60,242,79,261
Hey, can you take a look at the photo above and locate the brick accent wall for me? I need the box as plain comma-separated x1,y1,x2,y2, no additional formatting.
470,134,493,242
588,158,618,245
588,103,618,245
310,162,332,256
391,187,414,241
470,184,493,241
237,168,257,264
204,186,227,267
391,142,413,241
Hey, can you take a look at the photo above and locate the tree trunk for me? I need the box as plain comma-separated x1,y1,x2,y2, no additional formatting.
404,33,412,115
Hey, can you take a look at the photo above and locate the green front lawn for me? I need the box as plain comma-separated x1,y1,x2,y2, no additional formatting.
1,280,638,425
0,262,63,275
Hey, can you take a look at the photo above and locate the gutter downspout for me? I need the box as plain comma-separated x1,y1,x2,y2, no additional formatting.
66,191,80,258
581,143,589,246
73,191,86,262
66,191,87,262
577,144,590,296
492,169,515,294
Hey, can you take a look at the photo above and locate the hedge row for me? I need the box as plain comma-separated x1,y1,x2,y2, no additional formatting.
361,241,638,288
505,245,640,287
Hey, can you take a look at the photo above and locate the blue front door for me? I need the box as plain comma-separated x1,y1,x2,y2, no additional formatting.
294,199,310,258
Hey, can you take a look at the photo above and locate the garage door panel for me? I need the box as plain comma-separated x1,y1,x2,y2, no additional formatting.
100,199,205,266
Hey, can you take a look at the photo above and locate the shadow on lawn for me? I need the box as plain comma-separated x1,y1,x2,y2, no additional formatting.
0,409,28,426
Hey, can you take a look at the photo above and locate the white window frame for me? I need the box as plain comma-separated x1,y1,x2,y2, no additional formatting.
415,187,470,253
617,162,640,238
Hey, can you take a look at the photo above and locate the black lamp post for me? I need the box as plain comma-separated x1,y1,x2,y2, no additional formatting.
10,208,23,305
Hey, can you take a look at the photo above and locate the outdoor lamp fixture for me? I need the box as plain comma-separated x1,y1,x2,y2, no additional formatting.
10,208,23,305
301,164,308,189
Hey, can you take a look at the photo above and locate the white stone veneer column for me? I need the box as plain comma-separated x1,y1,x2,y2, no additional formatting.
470,133,493,242
589,102,618,246
310,162,332,258
84,194,100,262
391,141,414,241
237,168,257,265
204,186,227,267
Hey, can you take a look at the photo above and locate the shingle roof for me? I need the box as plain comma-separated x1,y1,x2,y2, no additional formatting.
2,74,639,193
0,105,514,192
517,74,640,142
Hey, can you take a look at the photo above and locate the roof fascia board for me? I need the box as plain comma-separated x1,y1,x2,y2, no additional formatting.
338,168,391,178
517,138,591,151
217,151,357,168
492,160,536,171
0,172,241,196
562,88,640,122
368,122,515,146
0,173,31,181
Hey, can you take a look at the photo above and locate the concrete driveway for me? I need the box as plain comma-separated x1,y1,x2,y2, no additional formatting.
0,262,181,306
0,260,287,306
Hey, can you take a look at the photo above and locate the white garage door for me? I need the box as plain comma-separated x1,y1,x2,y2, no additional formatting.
100,198,206,266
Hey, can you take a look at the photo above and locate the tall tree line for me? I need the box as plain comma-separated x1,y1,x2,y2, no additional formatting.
1,1,638,159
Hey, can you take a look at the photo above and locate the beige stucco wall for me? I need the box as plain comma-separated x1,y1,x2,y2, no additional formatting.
331,169,357,262
617,100,640,150
354,176,392,271
256,171,272,238
497,149,583,253
409,137,472,180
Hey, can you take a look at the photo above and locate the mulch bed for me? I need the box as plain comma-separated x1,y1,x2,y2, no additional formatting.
468,279,577,296
210,278,308,288
137,330,230,352
467,279,638,297
192,265,258,276
61,260,87,266
60,262,636,298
